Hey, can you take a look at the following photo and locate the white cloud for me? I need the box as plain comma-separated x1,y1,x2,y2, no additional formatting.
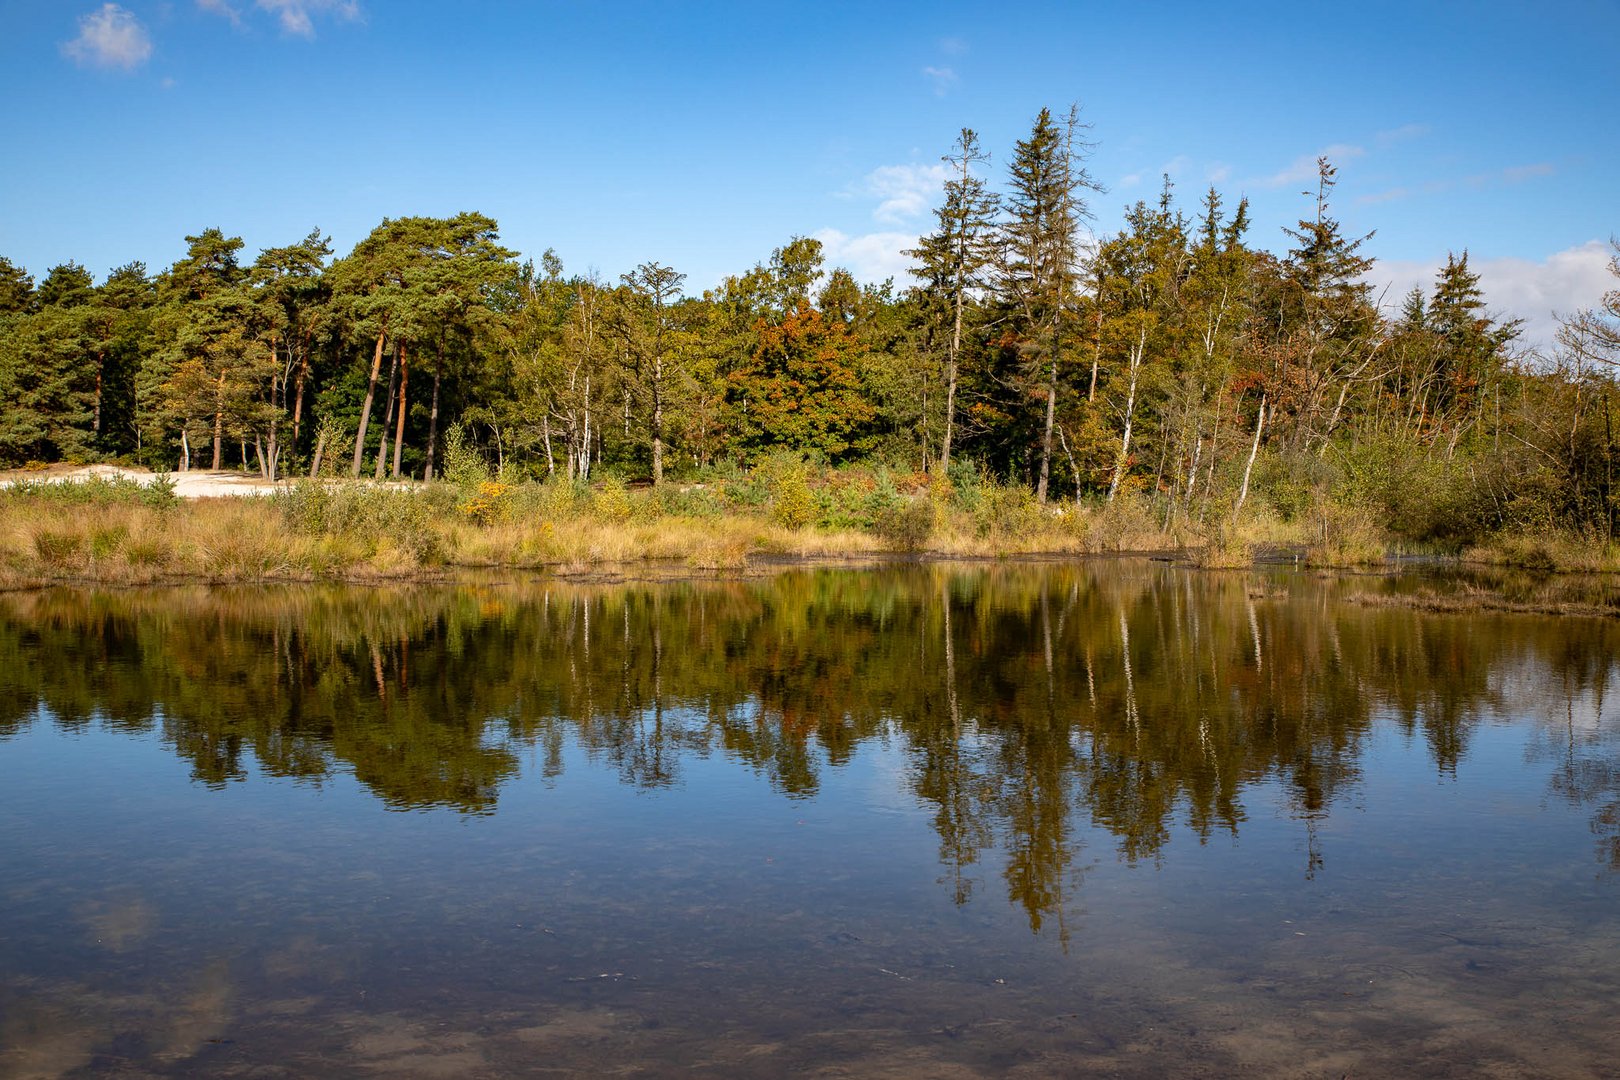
201,0,361,37
195,0,243,26
855,163,951,225
62,4,152,71
922,65,957,96
1263,143,1366,188
938,36,968,56
1371,241,1615,352
1375,123,1429,147
1500,162,1556,184
813,229,920,285
1355,186,1413,207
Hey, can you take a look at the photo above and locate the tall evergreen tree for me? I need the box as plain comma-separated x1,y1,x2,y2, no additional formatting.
999,106,1098,501
908,127,999,474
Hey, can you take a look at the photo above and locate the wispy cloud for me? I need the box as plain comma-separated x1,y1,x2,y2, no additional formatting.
62,4,152,71
1361,162,1557,205
1355,186,1413,207
813,229,919,285
921,65,957,96
938,36,968,56
1372,241,1615,351
1375,123,1429,148
195,0,243,27
1263,143,1366,188
852,163,951,225
199,0,361,37
1500,162,1556,184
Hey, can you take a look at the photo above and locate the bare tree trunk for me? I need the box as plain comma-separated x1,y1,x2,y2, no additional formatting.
424,350,442,482
290,339,309,446
391,341,409,479
1088,293,1102,403
1233,392,1268,521
374,348,399,481
352,327,387,476
211,371,225,470
543,414,554,476
93,353,104,436
1037,356,1056,503
652,362,665,485
309,429,327,479
1107,327,1146,502
180,428,190,472
580,374,592,481
942,281,964,474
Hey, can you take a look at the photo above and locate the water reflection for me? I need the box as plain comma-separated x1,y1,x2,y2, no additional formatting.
3,564,1618,921
6,564,1620,1077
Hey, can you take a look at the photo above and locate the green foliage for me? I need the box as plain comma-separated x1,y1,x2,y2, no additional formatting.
726,303,877,462
872,498,936,550
0,472,174,510
276,481,445,562
772,470,815,530
441,422,489,489
591,476,633,522
0,160,1612,552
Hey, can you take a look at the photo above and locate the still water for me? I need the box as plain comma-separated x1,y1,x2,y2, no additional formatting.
1,563,1617,1077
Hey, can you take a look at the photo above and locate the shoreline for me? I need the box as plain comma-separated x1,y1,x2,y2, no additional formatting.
4,471,1617,607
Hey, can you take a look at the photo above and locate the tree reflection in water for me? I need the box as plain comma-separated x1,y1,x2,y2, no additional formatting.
2,562,1617,935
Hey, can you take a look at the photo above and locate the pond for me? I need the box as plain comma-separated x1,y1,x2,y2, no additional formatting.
1,563,1617,1077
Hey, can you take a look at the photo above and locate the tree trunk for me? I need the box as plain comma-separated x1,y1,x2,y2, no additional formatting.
290,339,309,447
1036,356,1056,503
652,385,665,486
1088,298,1102,403
1107,328,1146,502
391,341,409,479
543,414,554,476
93,352,104,436
374,348,399,481
180,428,190,472
351,327,387,476
1233,393,1268,521
424,351,442,481
942,279,963,474
310,429,327,479
211,371,226,470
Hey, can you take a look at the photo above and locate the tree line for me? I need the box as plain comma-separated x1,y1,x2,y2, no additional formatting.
3,107,1617,544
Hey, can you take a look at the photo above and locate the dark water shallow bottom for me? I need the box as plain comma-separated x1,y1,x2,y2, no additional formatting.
1,565,1617,1077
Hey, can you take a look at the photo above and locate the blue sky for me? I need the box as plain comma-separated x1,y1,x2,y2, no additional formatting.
2,0,1616,346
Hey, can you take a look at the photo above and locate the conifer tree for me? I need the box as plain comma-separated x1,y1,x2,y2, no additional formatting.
999,106,1098,501
908,128,999,474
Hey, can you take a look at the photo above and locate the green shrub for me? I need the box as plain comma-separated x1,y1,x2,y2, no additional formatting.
591,476,633,522
140,471,179,510
772,469,815,530
441,423,490,489
872,498,935,550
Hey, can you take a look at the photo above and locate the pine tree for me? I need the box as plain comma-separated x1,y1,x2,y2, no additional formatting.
999,106,1098,501
907,127,999,474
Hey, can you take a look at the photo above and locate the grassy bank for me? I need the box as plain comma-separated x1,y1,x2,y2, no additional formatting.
4,464,1616,588
0,465,1255,587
